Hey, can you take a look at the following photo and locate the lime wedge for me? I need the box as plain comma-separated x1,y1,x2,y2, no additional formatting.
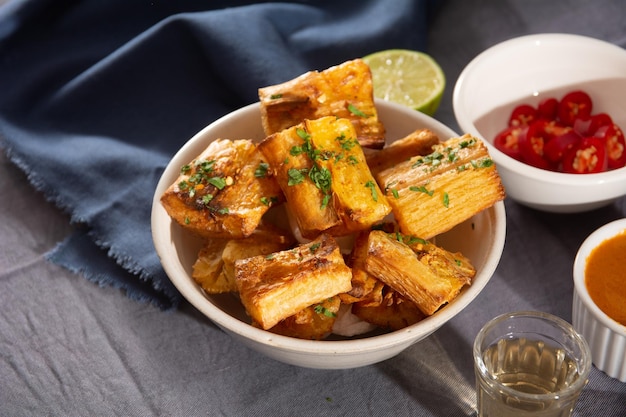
363,49,445,116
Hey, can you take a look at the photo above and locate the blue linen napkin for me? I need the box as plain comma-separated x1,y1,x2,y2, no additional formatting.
0,0,439,308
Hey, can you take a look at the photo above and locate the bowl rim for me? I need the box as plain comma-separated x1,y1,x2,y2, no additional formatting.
573,217,626,335
151,100,507,356
453,33,626,186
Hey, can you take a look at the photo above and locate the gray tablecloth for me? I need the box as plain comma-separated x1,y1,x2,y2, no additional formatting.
2,0,625,415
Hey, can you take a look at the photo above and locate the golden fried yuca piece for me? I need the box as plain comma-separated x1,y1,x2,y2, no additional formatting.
364,230,474,316
258,117,391,239
258,59,385,148
258,122,341,238
268,296,341,340
306,117,391,236
376,134,505,240
192,238,231,293
221,225,296,288
235,234,352,330
352,286,426,330
406,236,476,284
339,231,383,305
364,128,440,177
161,139,284,239
192,225,295,294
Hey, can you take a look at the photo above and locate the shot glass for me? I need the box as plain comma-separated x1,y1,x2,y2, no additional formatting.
473,311,591,417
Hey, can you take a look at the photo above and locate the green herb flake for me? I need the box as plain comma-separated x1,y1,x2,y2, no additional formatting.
309,165,332,193
287,168,306,186
459,138,476,149
290,144,305,156
321,194,331,210
254,162,270,178
184,216,190,225
409,185,434,196
260,196,278,206
207,176,227,190
296,127,311,141
180,164,191,174
309,242,321,253
475,158,494,168
406,236,428,245
197,160,216,173
217,207,229,215
391,188,399,199
314,305,337,318
365,180,378,202
443,192,450,208
347,103,368,118
270,94,283,99
201,194,214,205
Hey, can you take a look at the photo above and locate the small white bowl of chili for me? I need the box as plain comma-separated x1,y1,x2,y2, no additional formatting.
453,33,626,212
572,218,626,382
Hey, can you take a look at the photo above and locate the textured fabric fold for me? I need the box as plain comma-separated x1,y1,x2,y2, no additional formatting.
0,0,439,308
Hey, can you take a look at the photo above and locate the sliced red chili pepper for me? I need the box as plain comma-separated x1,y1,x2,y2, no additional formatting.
558,90,593,126
562,136,608,174
508,104,537,127
573,113,613,137
544,130,581,165
537,97,558,120
493,126,526,160
595,123,626,170
588,113,613,135
518,120,554,170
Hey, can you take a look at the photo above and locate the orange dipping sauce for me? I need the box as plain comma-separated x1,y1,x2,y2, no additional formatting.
585,229,626,326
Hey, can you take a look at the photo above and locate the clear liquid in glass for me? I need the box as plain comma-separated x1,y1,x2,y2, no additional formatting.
477,337,582,417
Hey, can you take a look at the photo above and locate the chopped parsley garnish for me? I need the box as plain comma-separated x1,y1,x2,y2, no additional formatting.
309,165,331,193
287,168,306,186
201,194,214,205
269,93,283,99
443,192,450,208
254,162,270,178
390,231,429,246
296,127,311,141
260,196,279,206
365,180,378,202
409,185,434,196
314,305,337,318
207,176,227,190
309,242,321,253
412,151,444,169
459,138,476,148
347,103,368,118
472,158,494,168
287,128,334,209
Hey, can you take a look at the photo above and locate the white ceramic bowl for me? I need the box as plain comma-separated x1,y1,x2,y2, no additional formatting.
152,100,506,369
572,218,626,382
453,33,626,213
